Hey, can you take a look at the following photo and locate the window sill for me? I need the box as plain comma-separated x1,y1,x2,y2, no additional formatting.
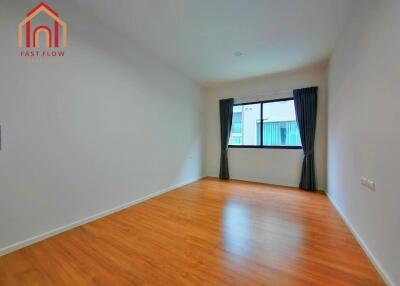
228,145,302,150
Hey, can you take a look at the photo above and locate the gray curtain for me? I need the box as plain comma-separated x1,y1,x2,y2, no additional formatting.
293,87,318,191
219,98,234,179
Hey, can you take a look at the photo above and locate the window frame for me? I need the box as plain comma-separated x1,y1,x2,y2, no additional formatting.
228,97,302,149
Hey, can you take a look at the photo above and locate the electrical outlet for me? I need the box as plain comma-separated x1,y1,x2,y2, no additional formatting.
367,180,375,191
361,177,368,186
361,177,375,191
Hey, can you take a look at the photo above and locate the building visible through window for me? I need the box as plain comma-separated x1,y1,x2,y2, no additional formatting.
229,98,301,148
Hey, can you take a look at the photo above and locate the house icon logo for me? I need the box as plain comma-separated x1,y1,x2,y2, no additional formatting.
18,2,67,59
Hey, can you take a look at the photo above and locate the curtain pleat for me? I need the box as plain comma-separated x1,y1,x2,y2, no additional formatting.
293,87,318,191
219,98,234,179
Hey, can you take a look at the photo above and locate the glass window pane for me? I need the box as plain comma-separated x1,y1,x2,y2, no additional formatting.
229,104,261,146
262,100,301,147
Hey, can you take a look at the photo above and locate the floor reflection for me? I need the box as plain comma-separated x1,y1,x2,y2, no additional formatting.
223,200,251,256
222,198,304,268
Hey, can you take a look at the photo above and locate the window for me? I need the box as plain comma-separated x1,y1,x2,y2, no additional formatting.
229,104,261,146
229,98,302,149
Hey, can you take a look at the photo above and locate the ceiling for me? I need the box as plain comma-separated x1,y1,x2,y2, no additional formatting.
74,0,358,86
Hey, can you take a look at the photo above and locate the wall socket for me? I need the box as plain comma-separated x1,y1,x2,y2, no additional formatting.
361,177,375,191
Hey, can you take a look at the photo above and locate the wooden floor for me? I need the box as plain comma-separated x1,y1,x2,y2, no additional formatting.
0,178,385,286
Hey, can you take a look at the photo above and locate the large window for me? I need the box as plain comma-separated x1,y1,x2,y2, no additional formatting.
228,98,302,149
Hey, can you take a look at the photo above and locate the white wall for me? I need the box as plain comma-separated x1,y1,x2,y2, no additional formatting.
205,64,327,189
328,0,400,285
0,1,204,252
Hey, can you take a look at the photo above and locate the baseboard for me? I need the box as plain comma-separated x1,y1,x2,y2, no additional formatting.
0,176,205,256
327,193,394,286
205,175,326,192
